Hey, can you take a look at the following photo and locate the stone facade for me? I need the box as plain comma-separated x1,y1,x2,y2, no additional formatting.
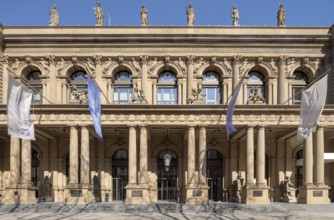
0,25,334,205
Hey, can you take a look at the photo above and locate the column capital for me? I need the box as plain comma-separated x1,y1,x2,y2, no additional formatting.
187,125,195,130
139,124,148,128
127,124,137,129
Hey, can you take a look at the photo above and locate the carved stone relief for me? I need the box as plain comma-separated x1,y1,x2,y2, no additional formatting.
102,57,116,76
130,57,141,74
147,57,162,75
193,57,206,74
174,57,187,74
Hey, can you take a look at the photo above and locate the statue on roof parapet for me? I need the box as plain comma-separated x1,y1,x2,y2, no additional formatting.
141,5,148,26
186,3,195,26
231,5,239,26
95,2,104,26
277,4,286,27
49,5,59,26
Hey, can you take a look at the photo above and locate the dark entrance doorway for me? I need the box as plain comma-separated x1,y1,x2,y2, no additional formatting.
112,150,128,201
206,150,222,201
157,150,177,201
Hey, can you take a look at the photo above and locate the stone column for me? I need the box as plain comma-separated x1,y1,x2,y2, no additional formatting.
315,126,325,185
177,82,182,104
50,140,58,201
98,140,105,200
9,136,20,186
232,56,241,90
198,126,206,185
139,125,148,185
69,125,79,186
303,134,313,186
187,56,194,102
21,139,31,186
141,56,149,103
80,125,90,186
246,126,254,185
256,126,266,186
230,140,239,185
187,126,196,187
128,126,137,186
48,56,57,103
278,56,288,104
94,55,105,104
152,82,157,105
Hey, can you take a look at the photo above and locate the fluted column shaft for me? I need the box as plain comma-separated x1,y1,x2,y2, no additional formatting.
303,134,313,185
256,127,266,186
187,126,196,186
246,126,254,185
69,126,79,185
10,136,20,185
80,126,90,186
21,139,31,186
198,126,207,185
315,126,325,185
139,125,148,185
128,126,137,185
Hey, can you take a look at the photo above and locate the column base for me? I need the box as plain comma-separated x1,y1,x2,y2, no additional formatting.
298,185,330,204
3,185,37,204
125,184,150,204
241,184,270,204
185,185,209,204
65,184,93,204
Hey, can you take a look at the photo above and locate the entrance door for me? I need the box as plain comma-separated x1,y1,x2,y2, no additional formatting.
112,150,128,201
157,150,177,201
206,150,223,201
31,150,40,200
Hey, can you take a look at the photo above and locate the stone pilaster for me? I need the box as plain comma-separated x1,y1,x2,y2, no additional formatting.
198,126,209,203
68,125,79,187
256,127,266,186
278,56,288,104
48,55,57,103
141,55,149,103
187,56,194,101
232,55,242,104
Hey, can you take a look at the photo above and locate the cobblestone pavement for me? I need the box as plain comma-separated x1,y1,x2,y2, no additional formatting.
0,202,333,220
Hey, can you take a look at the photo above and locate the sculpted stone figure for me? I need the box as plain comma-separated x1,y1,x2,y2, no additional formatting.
141,5,148,26
247,88,266,104
232,175,244,203
277,4,286,26
95,2,104,26
186,3,195,26
49,5,59,26
231,5,239,26
283,176,294,197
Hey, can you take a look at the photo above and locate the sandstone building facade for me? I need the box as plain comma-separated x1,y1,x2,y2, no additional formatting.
0,23,334,205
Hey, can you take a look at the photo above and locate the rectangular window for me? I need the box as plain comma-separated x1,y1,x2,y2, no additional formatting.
157,87,177,105
114,87,132,104
32,86,42,105
292,86,303,105
203,87,220,105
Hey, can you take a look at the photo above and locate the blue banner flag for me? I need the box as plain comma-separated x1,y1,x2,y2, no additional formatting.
88,77,102,140
226,77,245,140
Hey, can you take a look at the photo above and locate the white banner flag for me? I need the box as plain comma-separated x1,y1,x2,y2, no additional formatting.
7,75,35,140
297,74,328,140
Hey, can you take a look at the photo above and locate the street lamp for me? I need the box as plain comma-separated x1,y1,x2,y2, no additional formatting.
164,153,172,172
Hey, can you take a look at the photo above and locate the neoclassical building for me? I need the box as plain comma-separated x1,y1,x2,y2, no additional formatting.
0,22,334,205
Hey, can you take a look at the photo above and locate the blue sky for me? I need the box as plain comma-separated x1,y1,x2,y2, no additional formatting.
0,0,333,27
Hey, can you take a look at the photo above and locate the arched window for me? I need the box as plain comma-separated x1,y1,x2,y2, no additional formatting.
26,70,42,105
202,72,221,104
69,71,88,104
292,71,308,105
113,71,132,104
247,71,266,104
157,72,177,105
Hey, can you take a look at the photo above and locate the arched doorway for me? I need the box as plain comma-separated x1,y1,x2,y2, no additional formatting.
31,150,40,199
157,150,177,201
206,150,223,201
112,150,128,201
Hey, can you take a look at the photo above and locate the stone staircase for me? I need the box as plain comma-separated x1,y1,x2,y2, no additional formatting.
0,202,333,214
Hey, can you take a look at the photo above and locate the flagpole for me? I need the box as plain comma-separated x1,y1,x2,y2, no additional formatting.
281,68,331,105
85,72,111,104
6,68,54,104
